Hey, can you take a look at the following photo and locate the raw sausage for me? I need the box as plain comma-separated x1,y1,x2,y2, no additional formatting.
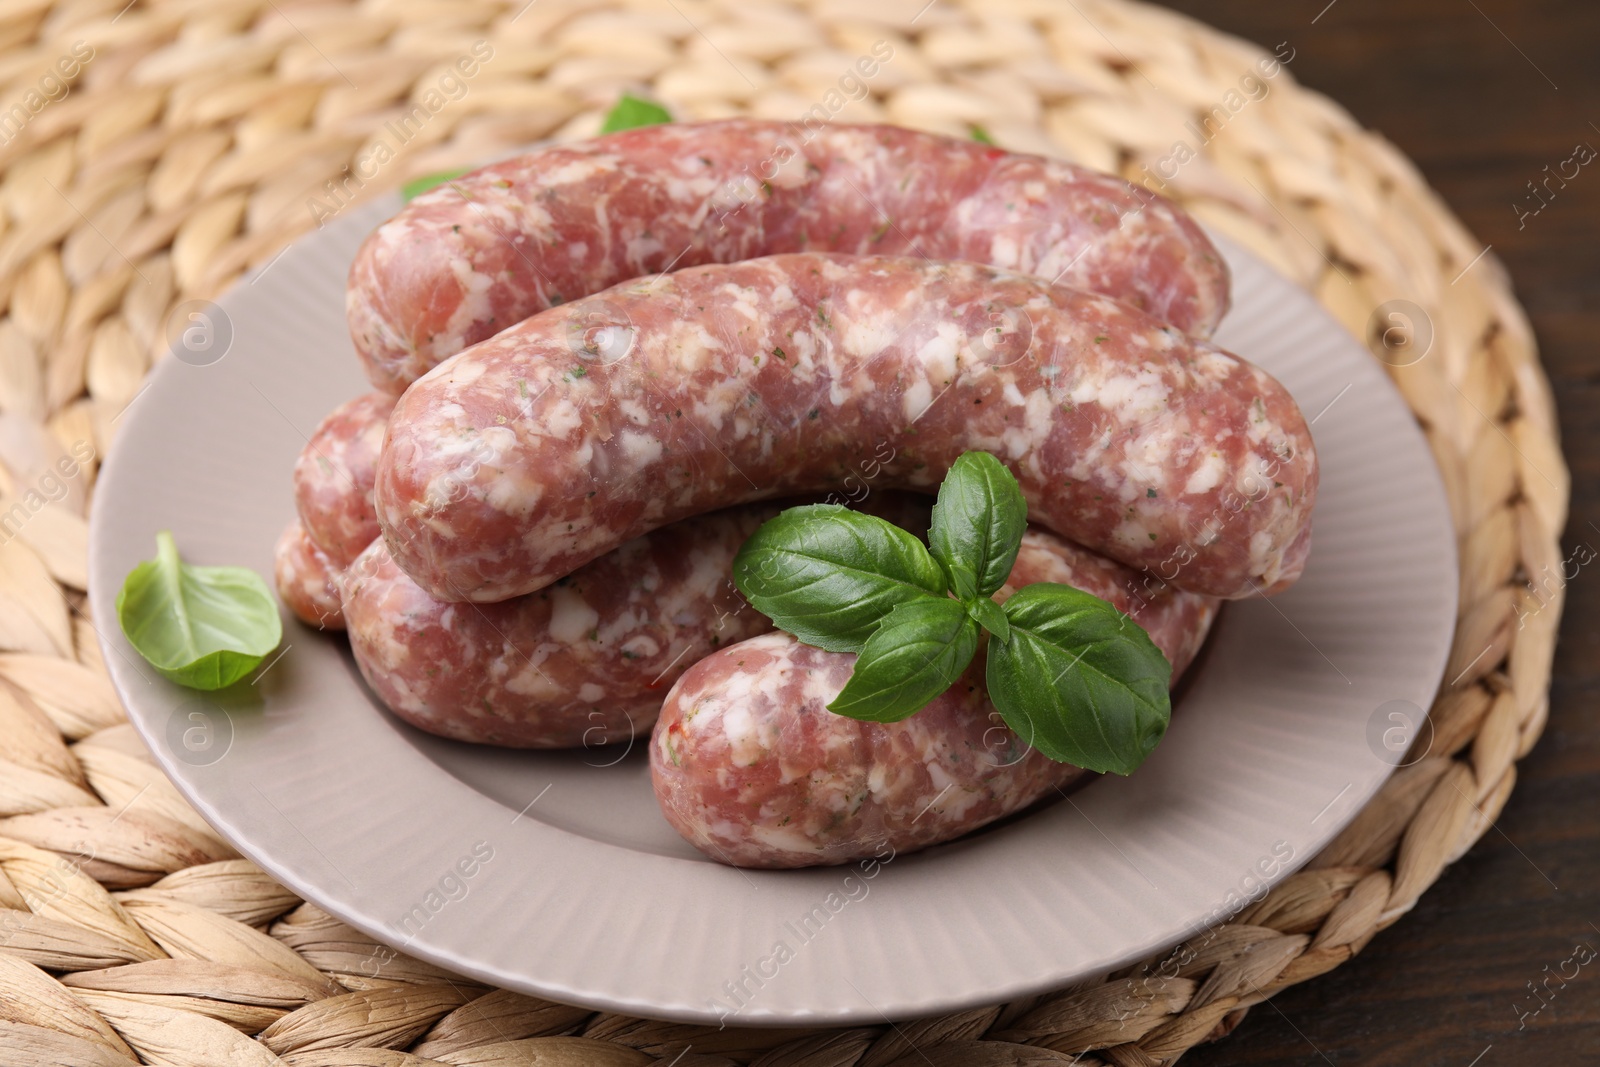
651,530,1217,868
280,396,953,749
293,392,394,567
342,505,777,747
376,253,1315,604
274,521,344,630
347,120,1230,391
378,253,1309,603
341,492,936,747
277,391,390,628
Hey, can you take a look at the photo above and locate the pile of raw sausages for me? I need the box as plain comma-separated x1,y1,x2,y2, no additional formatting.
275,120,1317,869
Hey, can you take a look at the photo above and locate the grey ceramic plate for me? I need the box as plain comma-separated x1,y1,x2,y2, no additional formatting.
88,196,1456,1026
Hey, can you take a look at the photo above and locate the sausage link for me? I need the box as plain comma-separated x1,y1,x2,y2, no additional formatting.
293,392,394,567
651,531,1217,868
274,521,344,630
341,505,774,747
348,120,1229,391
341,492,938,747
377,253,1314,603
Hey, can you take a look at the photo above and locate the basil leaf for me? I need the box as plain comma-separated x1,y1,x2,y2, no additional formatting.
600,94,672,133
929,451,1027,599
986,583,1171,774
828,598,979,722
733,504,947,652
967,596,1009,642
970,124,995,145
117,531,282,690
401,167,471,201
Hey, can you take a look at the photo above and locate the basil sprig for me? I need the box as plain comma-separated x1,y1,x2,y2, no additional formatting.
402,94,672,202
829,598,979,722
731,504,945,653
732,452,1173,774
400,167,471,201
117,531,283,690
599,94,672,133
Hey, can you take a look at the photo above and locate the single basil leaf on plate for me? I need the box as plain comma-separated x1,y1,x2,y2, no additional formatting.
401,167,472,201
600,94,672,133
827,597,979,722
117,531,283,690
929,451,1028,599
732,504,947,653
986,583,1171,775
967,595,1010,642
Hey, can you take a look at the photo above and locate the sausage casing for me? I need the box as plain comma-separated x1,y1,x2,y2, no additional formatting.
348,120,1229,390
377,253,1314,603
651,528,1217,868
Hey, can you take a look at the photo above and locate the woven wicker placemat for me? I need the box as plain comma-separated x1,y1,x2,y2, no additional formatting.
0,0,1568,1064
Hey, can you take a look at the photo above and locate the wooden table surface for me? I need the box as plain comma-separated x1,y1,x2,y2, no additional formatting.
1150,1,1600,1064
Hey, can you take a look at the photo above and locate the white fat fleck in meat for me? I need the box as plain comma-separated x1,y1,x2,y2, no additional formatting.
722,283,765,324
705,175,755,214
548,585,599,645
798,661,848,709
1194,349,1238,381
443,259,497,351
504,660,568,700
593,193,613,264
1185,451,1227,495
1249,529,1277,578
1064,442,1110,488
619,431,664,468
438,361,487,392
1245,392,1282,446
485,466,543,518
765,283,799,314
1112,517,1154,551
578,683,604,703
600,606,644,639
901,376,934,425
840,306,901,360
691,384,742,434
567,241,588,261
1111,423,1170,490
625,232,665,269
924,761,984,821
721,705,767,767
914,322,962,377
769,147,814,189
543,157,613,187
1094,365,1172,422
617,398,651,426
787,328,821,376
386,675,426,715
747,821,835,856
472,424,519,462
669,321,722,374
1000,386,1058,460
532,396,583,440
548,512,628,564
988,233,1021,270
620,634,661,658
864,760,896,803
1067,374,1101,406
